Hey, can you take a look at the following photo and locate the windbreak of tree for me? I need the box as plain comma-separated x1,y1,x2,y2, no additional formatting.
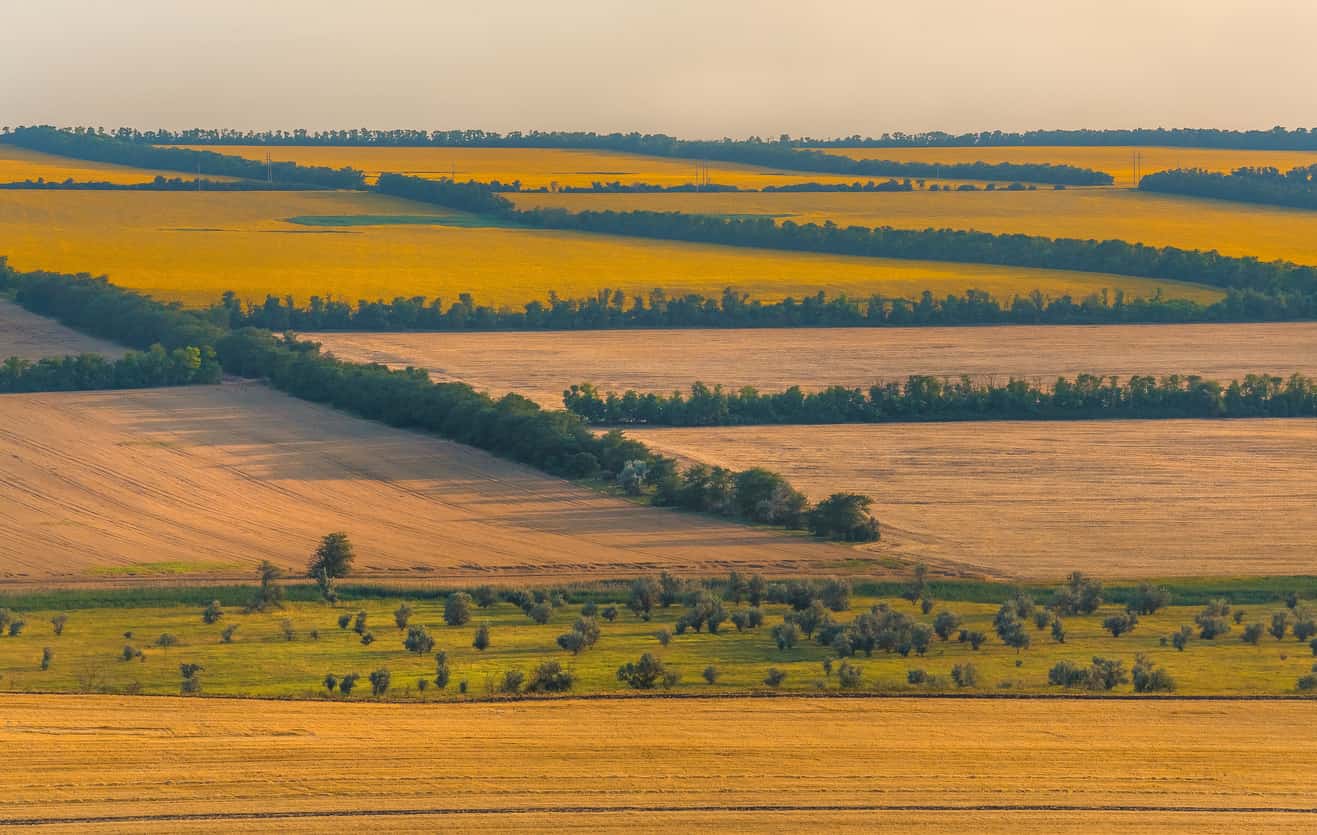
103,127,1112,185
563,374,1317,427
210,283,1314,332
1140,166,1317,211
1,127,366,189
803,126,1317,151
0,261,876,542
375,173,1317,300
0,176,328,191
0,345,221,393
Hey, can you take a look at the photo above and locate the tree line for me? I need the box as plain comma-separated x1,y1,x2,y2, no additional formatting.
1140,166,1317,211
804,126,1317,151
0,261,876,542
562,374,1317,427
376,173,1317,300
0,345,221,393
2,127,365,189
99,127,1113,186
0,176,327,192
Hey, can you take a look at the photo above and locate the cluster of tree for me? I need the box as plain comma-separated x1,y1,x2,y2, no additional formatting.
562,373,1316,426
803,127,1317,151
0,345,222,392
107,127,1111,185
2,127,364,189
0,176,325,191
1140,166,1317,211
762,179,913,193
375,173,1317,299
210,283,1316,332
557,181,741,193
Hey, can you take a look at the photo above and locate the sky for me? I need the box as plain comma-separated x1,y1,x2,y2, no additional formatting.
5,0,1316,138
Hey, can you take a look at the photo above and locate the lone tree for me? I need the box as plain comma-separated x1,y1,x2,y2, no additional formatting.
445,592,473,627
247,561,285,612
308,532,354,603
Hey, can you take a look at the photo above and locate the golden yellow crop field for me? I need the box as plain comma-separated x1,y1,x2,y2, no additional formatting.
816,145,1317,186
0,144,199,185
166,144,877,189
0,190,1218,307
2,695,1313,831
511,187,1317,266
626,419,1317,579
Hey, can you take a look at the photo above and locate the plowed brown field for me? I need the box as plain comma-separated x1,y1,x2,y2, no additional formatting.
0,384,841,584
0,300,127,360
626,420,1317,579
1,695,1313,832
307,322,1317,408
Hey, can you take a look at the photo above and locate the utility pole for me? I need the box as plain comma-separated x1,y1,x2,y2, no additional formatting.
266,150,272,184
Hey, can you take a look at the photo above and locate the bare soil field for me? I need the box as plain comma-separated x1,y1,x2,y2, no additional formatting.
0,384,842,585
1,695,1312,832
0,300,127,360
625,420,1317,579
307,322,1317,408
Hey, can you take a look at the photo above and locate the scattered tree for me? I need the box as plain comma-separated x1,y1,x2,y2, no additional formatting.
248,560,285,612
771,621,800,651
617,652,670,689
837,659,863,689
220,624,237,643
1196,599,1233,639
1171,625,1193,651
434,651,451,689
500,669,525,694
404,624,435,655
951,663,978,688
202,600,223,625
369,668,391,697
1050,618,1066,643
1052,572,1103,615
556,617,601,654
1127,582,1172,615
339,672,359,695
473,622,491,651
1132,654,1176,692
702,665,720,684
1269,611,1290,641
41,647,53,670
528,601,553,625
155,633,177,648
629,576,660,620
819,577,852,612
307,531,354,603
601,606,618,623
281,619,295,641
50,613,68,637
526,660,574,693
1103,612,1139,638
352,610,368,635
1242,622,1265,645
323,673,338,693
763,667,787,688
655,628,672,647
472,585,497,608
933,610,962,640
179,662,203,695
444,592,473,627
360,632,375,646
337,612,352,629
394,603,413,630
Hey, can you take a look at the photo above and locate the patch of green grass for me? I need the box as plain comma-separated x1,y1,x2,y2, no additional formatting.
282,214,522,229
2,591,1313,700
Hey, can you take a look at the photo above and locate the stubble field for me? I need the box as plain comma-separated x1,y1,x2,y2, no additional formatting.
0,145,197,185
1,694,1312,831
0,299,128,360
307,322,1317,408
625,420,1317,579
511,187,1317,266
0,384,840,585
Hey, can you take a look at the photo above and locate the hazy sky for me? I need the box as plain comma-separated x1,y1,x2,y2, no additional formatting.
6,0,1315,137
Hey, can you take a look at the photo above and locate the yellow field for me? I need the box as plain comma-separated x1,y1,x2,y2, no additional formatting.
308,322,1317,408
2,694,1313,832
166,144,879,189
0,384,840,585
512,187,1317,266
625,420,1317,580
0,190,1218,308
0,144,230,185
816,145,1317,186
0,299,127,360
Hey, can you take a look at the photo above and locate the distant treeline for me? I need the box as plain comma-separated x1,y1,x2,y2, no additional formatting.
1,127,365,189
0,261,876,542
376,173,1317,302
212,284,1310,332
0,345,221,393
0,176,326,191
563,374,1317,426
1140,166,1317,211
762,179,913,193
804,127,1317,151
104,128,1113,186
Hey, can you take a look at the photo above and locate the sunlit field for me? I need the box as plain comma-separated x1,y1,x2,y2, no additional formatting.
165,144,880,189
510,187,1317,266
0,145,201,185
815,145,1317,186
0,190,1218,307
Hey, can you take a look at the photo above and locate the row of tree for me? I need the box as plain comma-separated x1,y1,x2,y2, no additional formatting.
1,127,365,189
0,345,221,392
804,126,1317,151
92,127,1113,185
0,262,877,541
0,176,326,191
562,373,1317,426
1140,166,1317,211
375,173,1317,298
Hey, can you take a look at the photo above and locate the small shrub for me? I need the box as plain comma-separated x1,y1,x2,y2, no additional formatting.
418,678,429,694
121,644,139,662
907,668,928,685
702,665,719,684
155,633,177,648
1085,657,1128,691
1269,611,1290,641
1242,623,1265,645
655,628,671,647
309,628,319,640
601,606,618,623
394,603,413,630
933,610,961,640
40,647,53,670
919,594,934,616
1103,612,1138,638
458,680,468,695
616,652,669,689
951,663,978,688
747,608,765,629
473,622,491,651
360,632,375,646
1032,610,1051,630
220,625,238,643
580,600,598,617
771,622,800,651
472,585,497,608
1171,625,1192,651
964,630,986,650
837,660,862,689
500,669,525,694
1292,610,1316,642
323,673,338,693
1048,660,1087,687
526,661,574,693
403,624,435,655
369,668,391,697
821,657,833,677
1051,618,1066,643
8,619,26,637
202,600,223,625
1233,610,1246,625
339,672,359,695
1298,674,1317,691
528,602,553,625
353,611,368,635
50,614,68,636
434,651,450,689
763,667,787,688
281,619,295,641
1132,654,1176,693
337,613,352,630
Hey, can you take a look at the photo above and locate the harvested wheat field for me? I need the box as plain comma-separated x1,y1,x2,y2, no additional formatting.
0,299,126,360
816,145,1317,186
308,322,1317,408
0,384,841,585
1,695,1313,832
512,187,1317,267
164,144,875,189
0,190,1216,308
0,144,195,185
626,420,1317,579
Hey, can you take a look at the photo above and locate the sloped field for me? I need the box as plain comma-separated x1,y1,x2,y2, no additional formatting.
625,420,1317,579
0,299,127,360
307,322,1317,408
0,384,839,584
0,144,199,185
1,695,1312,832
